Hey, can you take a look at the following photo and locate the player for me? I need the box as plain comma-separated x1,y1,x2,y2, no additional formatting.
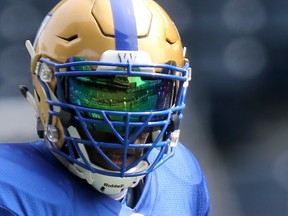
0,0,210,215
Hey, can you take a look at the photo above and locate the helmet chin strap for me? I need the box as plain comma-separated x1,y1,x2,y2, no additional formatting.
61,126,149,200
69,157,149,200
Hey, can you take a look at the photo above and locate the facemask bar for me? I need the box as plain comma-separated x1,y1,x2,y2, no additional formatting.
56,106,174,177
35,56,191,177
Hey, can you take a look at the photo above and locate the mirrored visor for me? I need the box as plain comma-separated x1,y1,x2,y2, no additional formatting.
66,75,175,112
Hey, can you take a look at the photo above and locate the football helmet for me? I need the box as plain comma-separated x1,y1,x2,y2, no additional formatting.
26,0,191,198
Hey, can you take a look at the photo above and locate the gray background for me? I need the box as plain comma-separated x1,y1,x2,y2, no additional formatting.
0,0,287,215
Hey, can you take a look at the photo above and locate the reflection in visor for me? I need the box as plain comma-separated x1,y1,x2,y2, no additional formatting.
67,75,175,112
62,57,176,140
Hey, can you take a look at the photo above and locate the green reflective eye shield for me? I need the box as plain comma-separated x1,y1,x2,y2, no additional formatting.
67,75,175,112
62,56,188,112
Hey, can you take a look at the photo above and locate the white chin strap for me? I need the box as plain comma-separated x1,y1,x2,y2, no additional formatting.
58,126,149,200
68,159,149,200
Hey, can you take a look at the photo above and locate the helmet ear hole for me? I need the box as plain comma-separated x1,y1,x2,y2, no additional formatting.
59,109,74,128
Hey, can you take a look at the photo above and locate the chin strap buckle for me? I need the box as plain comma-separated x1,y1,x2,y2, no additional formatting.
167,113,180,147
170,129,180,147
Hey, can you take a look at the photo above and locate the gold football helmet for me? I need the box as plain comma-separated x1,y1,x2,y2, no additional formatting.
24,0,191,198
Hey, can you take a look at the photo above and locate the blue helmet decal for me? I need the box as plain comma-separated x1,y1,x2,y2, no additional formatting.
110,0,138,51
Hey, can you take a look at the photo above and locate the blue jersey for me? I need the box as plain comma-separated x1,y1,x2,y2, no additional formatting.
0,140,209,216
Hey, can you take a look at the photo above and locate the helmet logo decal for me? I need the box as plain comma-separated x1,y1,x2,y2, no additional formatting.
118,52,137,64
110,0,138,51
103,183,125,189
